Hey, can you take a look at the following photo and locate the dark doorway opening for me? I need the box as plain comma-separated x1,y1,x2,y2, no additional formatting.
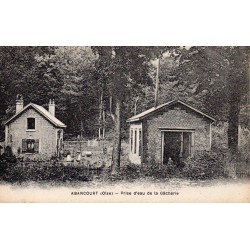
162,131,192,165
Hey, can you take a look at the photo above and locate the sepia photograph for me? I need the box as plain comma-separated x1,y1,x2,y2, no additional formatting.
1,1,250,250
0,46,249,202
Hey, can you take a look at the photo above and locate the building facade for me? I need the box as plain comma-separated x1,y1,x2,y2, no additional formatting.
5,97,66,159
127,100,215,165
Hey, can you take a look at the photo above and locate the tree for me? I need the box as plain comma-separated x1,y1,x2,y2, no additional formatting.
92,46,168,173
227,47,248,153
46,46,99,138
0,46,55,139
0,46,100,139
158,46,249,153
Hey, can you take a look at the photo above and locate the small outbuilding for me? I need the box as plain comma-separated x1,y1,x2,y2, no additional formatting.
127,100,215,165
5,96,66,159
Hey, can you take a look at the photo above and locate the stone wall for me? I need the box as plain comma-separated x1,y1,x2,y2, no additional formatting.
142,103,212,164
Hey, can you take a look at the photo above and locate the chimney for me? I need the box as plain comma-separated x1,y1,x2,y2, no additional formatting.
49,99,55,116
16,94,24,114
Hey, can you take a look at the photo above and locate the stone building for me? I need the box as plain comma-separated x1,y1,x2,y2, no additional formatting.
127,100,215,165
5,96,66,159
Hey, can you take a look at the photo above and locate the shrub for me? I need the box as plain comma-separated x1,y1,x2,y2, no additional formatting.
115,163,141,181
0,162,96,183
182,151,225,180
115,161,178,181
141,164,165,179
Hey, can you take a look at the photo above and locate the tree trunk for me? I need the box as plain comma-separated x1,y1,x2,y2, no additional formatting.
247,54,250,126
111,97,122,173
80,120,84,138
99,88,103,139
227,47,245,155
79,105,84,138
228,98,240,154
102,109,106,138
134,96,139,115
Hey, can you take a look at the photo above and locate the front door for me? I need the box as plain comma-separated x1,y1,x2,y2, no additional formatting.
163,132,181,165
163,131,193,165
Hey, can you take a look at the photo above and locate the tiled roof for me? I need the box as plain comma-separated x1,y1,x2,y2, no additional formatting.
127,100,215,122
5,103,66,128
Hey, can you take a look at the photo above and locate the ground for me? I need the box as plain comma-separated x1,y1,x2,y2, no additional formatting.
0,135,249,202
0,177,249,202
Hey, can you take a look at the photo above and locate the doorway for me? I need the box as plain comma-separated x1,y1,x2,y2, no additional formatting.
162,131,193,165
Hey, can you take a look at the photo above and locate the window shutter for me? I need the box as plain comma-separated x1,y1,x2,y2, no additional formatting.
34,139,39,153
22,139,27,153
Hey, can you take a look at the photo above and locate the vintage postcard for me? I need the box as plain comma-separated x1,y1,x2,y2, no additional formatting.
0,46,249,202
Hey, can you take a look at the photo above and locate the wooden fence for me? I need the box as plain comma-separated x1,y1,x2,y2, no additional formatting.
63,140,112,156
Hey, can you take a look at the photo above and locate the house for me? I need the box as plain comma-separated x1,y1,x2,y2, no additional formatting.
4,96,66,159
127,100,215,165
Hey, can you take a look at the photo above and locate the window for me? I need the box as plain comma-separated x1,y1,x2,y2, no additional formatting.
138,129,142,156
130,125,142,157
130,129,133,152
134,130,137,154
27,118,35,130
22,139,39,153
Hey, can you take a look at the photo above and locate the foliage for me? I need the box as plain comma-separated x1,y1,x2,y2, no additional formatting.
1,46,249,174
139,47,249,153
1,46,248,139
172,47,248,152
0,46,99,139
238,128,250,163
109,160,181,181
92,46,171,171
49,47,99,137
108,152,227,181
0,162,98,183
182,151,226,180
0,46,53,139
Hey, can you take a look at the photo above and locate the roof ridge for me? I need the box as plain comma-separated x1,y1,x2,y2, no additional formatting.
5,102,66,128
127,99,215,122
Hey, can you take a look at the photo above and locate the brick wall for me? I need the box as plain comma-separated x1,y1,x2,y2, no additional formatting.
5,107,60,159
142,103,212,164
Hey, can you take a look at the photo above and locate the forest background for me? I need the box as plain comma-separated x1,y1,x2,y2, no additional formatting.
0,46,249,170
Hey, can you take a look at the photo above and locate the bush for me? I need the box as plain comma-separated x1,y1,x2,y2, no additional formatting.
0,162,96,183
141,164,164,179
182,151,225,180
0,154,17,163
114,161,178,181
